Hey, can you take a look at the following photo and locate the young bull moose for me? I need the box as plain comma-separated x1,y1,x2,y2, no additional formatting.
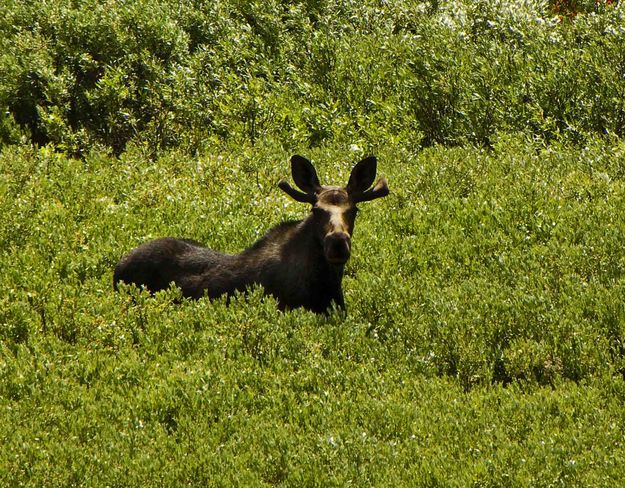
114,155,389,313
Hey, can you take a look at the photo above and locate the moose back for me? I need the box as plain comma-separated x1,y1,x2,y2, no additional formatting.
114,155,389,313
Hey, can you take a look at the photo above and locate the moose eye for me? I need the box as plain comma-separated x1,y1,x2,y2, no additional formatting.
346,207,359,218
312,207,328,218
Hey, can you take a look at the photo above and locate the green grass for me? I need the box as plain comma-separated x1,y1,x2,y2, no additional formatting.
2,137,625,485
2,0,625,485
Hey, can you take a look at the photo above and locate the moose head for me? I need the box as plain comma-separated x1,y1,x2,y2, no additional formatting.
279,155,389,266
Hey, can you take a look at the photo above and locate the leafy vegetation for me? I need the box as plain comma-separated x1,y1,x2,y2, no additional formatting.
2,0,625,154
2,0,625,485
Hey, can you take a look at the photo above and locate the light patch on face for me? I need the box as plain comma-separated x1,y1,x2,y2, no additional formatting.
328,210,349,236
313,188,357,240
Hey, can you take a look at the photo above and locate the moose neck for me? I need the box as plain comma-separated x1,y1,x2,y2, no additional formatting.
237,215,346,313
288,215,346,310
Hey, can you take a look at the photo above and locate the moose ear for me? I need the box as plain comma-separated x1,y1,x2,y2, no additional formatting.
346,156,377,195
291,155,321,194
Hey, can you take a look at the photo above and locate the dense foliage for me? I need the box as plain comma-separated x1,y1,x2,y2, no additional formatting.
1,0,624,155
2,0,625,486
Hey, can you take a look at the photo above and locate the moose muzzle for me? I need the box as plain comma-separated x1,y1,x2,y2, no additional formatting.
324,232,351,265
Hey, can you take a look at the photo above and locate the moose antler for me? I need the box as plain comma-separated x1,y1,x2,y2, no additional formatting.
278,180,318,204
351,177,389,203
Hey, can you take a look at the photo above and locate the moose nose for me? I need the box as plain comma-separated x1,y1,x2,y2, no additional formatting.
324,232,351,265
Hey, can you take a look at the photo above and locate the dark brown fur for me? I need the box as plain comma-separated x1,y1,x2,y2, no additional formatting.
114,155,389,313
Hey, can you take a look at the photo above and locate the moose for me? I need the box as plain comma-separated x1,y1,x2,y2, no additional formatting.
114,155,389,313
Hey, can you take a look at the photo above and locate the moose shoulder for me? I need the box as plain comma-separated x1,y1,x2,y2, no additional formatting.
113,155,389,314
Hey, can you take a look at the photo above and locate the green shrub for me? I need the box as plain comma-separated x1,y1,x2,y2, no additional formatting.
1,0,624,153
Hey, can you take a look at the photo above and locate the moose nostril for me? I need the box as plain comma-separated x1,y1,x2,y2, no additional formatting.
329,233,350,248
324,233,351,264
